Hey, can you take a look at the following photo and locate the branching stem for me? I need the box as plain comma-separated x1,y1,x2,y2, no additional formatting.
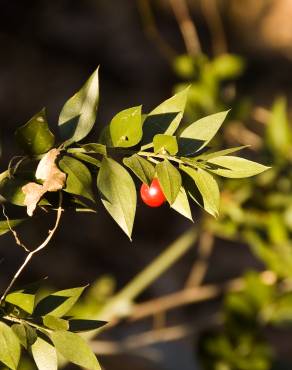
0,192,63,304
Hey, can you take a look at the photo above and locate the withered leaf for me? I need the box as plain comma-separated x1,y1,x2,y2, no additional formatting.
22,149,66,216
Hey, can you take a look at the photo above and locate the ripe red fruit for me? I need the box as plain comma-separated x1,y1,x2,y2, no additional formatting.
140,178,166,207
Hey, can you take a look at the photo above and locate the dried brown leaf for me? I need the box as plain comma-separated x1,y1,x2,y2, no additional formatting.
22,149,66,216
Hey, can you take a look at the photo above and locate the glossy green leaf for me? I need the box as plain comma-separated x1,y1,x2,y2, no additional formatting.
0,219,24,236
153,134,178,155
31,337,57,370
68,319,107,332
0,322,21,370
171,186,193,221
59,156,94,202
156,160,181,204
15,109,55,155
180,111,230,149
123,154,155,185
110,106,142,147
43,315,69,331
58,67,99,142
97,158,136,239
181,166,220,217
34,286,86,318
207,156,270,178
50,331,101,370
142,87,189,144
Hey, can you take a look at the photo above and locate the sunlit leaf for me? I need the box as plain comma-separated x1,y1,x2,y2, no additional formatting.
153,134,178,155
171,186,193,221
50,331,101,370
97,158,136,239
0,322,21,370
123,154,155,185
181,165,220,217
31,337,57,370
156,159,181,204
110,106,142,147
59,67,99,142
207,156,270,178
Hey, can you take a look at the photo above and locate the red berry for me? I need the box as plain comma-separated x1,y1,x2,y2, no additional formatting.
140,178,166,207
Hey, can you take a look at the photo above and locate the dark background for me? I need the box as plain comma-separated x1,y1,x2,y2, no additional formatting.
1,1,292,369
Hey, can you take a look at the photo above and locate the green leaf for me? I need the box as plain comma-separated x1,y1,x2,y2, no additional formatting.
0,219,24,236
195,145,249,160
0,178,28,206
142,87,189,144
211,54,245,80
0,322,21,370
31,337,57,370
70,152,101,167
34,286,86,318
156,160,181,204
266,97,292,156
123,154,155,185
43,315,69,331
110,106,142,147
50,331,101,370
15,109,55,155
11,324,37,349
68,143,106,156
68,319,107,332
6,288,36,314
207,156,270,178
180,166,220,217
171,186,193,221
97,158,136,239
59,156,94,202
180,110,230,149
153,134,178,155
58,67,99,142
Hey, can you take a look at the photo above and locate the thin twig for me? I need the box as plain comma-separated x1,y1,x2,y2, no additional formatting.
169,0,201,56
0,192,63,303
185,230,214,288
2,205,30,252
200,0,227,55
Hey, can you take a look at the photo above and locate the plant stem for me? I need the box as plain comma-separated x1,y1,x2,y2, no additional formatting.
137,150,185,165
0,192,63,303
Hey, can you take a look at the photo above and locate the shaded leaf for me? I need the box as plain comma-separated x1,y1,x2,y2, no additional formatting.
142,87,189,144
70,152,101,167
15,108,55,155
0,322,21,370
31,337,57,370
12,324,37,349
180,111,230,149
59,155,94,202
171,186,193,221
110,106,142,147
34,286,86,318
123,154,155,185
181,166,220,217
50,331,101,370
156,160,181,204
97,158,136,239
207,156,270,178
153,134,178,155
68,319,107,332
59,68,99,142
68,143,106,156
